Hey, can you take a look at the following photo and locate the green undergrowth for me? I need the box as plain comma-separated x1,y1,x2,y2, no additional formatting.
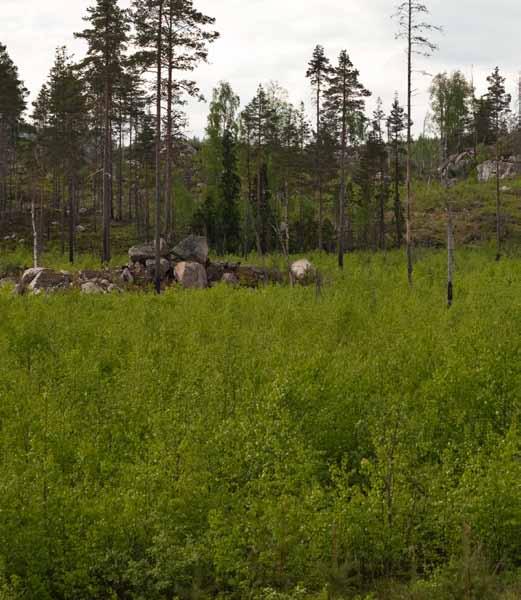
2,250,521,598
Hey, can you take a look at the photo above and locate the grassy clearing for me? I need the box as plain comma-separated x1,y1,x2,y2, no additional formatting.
1,250,521,598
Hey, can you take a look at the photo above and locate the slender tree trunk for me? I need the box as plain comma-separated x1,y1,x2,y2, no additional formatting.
338,100,347,269
316,85,323,251
60,178,66,255
118,115,123,221
255,126,263,255
102,78,112,263
406,0,413,285
495,140,501,261
31,184,39,268
68,177,75,264
128,106,133,221
155,0,164,294
245,135,253,257
165,10,175,242
447,201,454,308
394,145,402,248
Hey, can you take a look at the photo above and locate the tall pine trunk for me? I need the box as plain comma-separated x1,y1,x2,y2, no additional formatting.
316,85,323,251
338,87,347,269
165,11,174,242
155,0,164,294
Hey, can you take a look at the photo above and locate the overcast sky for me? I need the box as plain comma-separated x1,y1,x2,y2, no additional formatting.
3,0,521,137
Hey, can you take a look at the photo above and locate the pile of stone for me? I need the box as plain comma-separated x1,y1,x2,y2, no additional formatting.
10,235,316,295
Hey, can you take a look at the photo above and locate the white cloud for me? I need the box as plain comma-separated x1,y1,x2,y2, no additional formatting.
3,0,521,137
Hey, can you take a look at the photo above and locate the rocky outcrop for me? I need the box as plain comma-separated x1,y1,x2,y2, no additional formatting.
477,156,521,183
174,261,208,289
172,235,209,265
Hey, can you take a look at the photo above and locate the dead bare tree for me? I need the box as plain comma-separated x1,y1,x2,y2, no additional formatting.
395,0,440,285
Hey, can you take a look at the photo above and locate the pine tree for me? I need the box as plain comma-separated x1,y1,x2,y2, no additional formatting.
162,0,218,241
486,66,511,261
75,0,130,263
324,50,370,268
306,45,332,250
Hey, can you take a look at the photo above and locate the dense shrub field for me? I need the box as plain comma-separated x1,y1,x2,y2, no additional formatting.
2,250,521,598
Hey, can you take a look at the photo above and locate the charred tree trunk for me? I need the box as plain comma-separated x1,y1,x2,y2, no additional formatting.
406,0,413,285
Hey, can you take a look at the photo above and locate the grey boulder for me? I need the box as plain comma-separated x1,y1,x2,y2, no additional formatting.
172,235,209,265
174,261,208,289
129,238,170,263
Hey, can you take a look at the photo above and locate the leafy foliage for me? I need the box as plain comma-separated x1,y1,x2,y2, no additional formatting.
2,252,521,597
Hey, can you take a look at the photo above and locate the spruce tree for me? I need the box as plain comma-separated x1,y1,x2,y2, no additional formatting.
387,94,406,248
218,128,241,254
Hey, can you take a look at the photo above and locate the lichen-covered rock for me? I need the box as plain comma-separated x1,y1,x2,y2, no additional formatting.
20,267,45,286
27,269,71,293
174,261,208,289
129,238,170,263
172,235,209,265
